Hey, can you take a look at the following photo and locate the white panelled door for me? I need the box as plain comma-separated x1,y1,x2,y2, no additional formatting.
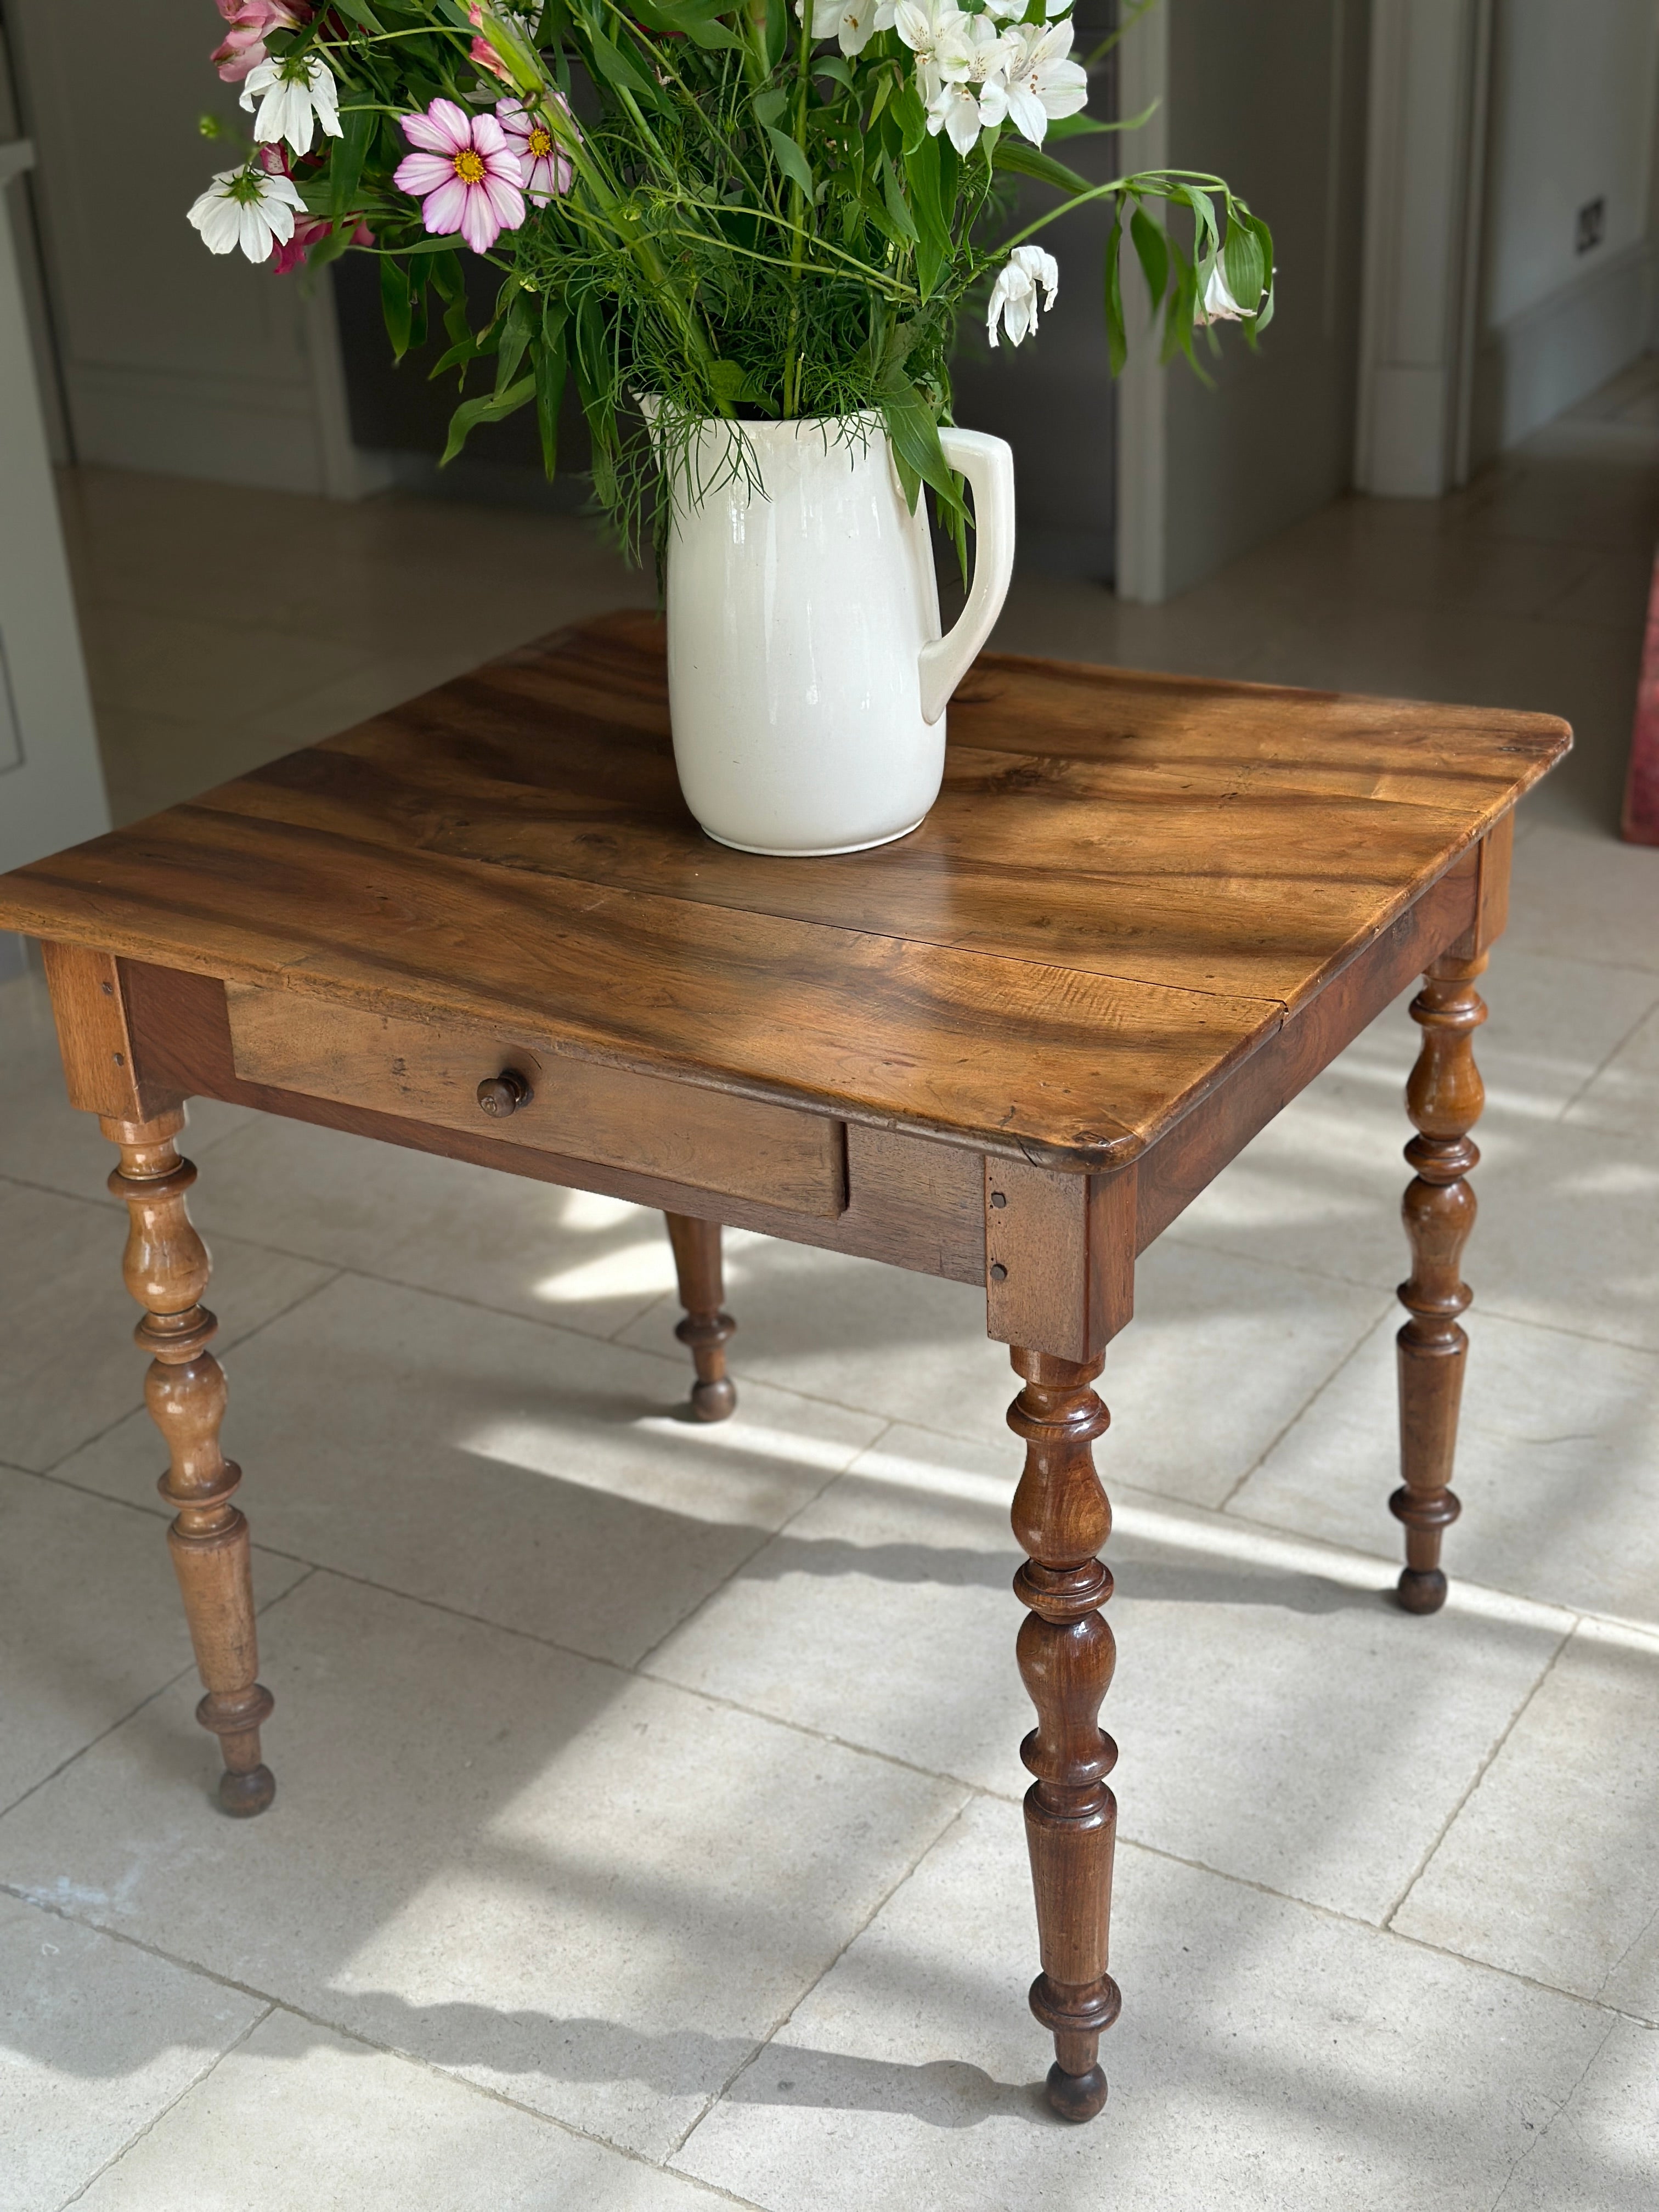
0,144,108,893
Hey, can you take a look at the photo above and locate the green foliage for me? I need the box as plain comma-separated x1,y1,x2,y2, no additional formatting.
241,0,1269,561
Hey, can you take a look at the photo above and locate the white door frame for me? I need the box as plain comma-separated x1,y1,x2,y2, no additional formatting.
1353,0,1493,496
1112,3,1170,603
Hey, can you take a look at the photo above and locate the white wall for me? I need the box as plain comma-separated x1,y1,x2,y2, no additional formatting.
1118,0,1372,601
1473,0,1659,455
3,0,373,495
1486,0,1655,325
0,148,110,891
1353,0,1489,498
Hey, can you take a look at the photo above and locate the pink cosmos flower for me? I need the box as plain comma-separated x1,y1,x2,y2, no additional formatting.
210,0,311,86
495,95,576,204
393,100,525,256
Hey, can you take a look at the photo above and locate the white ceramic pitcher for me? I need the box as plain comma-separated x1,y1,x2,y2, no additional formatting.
662,413,1016,856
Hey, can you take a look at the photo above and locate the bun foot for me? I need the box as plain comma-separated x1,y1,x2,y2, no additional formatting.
218,1764,275,1818
664,1216,737,1428
1396,1566,1447,1616
690,1375,737,1423
1046,2061,1108,2123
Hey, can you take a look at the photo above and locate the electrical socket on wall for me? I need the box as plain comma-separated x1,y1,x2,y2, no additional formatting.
1577,197,1606,255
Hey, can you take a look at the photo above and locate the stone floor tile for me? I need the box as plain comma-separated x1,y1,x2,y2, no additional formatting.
52,1273,878,1665
651,1426,1569,1923
90,702,384,833
1172,1084,1659,1356
1459,444,1659,555
1165,941,1659,1296
0,1571,964,2163
621,1237,1003,1439
1472,1121,1659,1354
1492,2016,1659,2211
672,1797,1612,2212
83,603,374,726
1232,515,1607,622
1443,945,1659,1123
63,470,648,653
1161,1057,1409,1295
73,2008,738,2212
0,1467,306,1815
0,1180,334,1474
1394,1620,1659,2017
1504,822,1659,975
1233,1310,1659,1626
222,646,540,763
1566,998,1659,1137
188,1115,681,1344
0,969,115,1198
0,1892,265,2212
622,1233,1386,1509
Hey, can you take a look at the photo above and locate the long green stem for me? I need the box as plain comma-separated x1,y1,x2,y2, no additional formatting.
993,166,1235,256
780,6,817,417
596,0,771,207
659,224,913,298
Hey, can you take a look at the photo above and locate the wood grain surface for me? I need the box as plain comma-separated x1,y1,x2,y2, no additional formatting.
120,961,990,1283
224,983,847,1218
0,612,1569,1170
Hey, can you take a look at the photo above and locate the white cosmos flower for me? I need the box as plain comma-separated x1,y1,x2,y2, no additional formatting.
987,244,1059,347
928,14,1014,155
239,52,341,156
894,0,966,104
1195,260,1249,324
808,0,896,54
1002,19,1088,144
187,162,306,263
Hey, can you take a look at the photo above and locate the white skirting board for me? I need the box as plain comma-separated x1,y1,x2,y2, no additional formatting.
1470,242,1658,467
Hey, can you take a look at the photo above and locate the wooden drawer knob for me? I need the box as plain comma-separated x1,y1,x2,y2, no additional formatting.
476,1069,532,1118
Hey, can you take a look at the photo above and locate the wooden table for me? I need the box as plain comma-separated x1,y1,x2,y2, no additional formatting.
0,613,1569,2123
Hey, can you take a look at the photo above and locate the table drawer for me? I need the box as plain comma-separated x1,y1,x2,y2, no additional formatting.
224,985,846,1218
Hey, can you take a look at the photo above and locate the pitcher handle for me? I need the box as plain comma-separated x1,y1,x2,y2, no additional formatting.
917,428,1017,727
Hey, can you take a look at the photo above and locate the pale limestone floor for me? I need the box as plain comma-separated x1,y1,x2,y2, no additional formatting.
6,388,1659,2209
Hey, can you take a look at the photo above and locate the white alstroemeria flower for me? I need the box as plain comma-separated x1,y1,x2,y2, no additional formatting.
187,162,306,262
1002,19,1088,144
1195,260,1249,325
929,14,1013,155
894,0,966,103
987,244,1059,347
240,52,341,156
809,0,896,54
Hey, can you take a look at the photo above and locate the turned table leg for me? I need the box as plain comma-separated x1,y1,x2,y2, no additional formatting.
1009,1347,1120,2122
663,1212,736,1421
1393,953,1487,1615
106,1110,275,1814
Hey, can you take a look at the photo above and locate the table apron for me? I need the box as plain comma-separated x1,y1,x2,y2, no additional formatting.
1131,847,1486,1252
112,961,991,1286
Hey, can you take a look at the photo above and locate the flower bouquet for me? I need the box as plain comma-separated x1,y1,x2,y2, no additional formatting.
192,0,1271,549
189,0,1272,853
